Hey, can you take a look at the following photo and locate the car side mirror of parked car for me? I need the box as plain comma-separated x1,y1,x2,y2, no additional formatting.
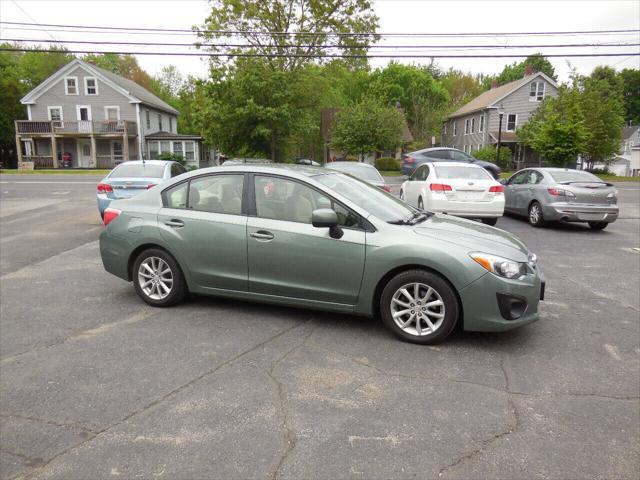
500,178,507,185
312,208,343,239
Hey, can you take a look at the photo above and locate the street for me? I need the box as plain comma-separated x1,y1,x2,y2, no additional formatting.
1,173,639,479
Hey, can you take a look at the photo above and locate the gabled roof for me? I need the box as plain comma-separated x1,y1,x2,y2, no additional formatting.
21,59,179,115
447,72,558,119
623,125,639,141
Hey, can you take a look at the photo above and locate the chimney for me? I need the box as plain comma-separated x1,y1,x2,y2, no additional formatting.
524,64,536,77
491,79,498,89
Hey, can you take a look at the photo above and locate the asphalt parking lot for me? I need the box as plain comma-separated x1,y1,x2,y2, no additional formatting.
1,173,639,480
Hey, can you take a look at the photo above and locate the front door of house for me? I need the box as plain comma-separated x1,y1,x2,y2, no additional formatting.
77,140,92,168
76,106,92,133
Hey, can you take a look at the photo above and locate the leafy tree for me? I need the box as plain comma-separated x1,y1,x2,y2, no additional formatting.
197,0,379,71
619,68,640,124
440,69,485,108
519,86,588,167
473,145,513,170
368,62,449,141
486,54,557,88
331,98,404,156
82,53,155,90
580,66,625,167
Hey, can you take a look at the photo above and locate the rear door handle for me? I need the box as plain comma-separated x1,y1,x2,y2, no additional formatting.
250,230,274,241
164,219,184,228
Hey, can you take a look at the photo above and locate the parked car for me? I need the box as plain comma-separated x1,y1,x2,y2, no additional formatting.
401,147,501,180
97,160,186,218
325,161,391,192
502,168,619,230
400,162,504,226
295,158,321,166
100,164,544,345
222,158,273,165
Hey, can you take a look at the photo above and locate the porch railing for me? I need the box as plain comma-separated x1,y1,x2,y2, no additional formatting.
16,120,137,135
96,155,124,169
22,155,54,168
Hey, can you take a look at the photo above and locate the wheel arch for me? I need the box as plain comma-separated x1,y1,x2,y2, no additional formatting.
127,243,182,282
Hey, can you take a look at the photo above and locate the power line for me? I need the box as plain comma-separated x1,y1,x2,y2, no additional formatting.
1,20,639,37
3,37,639,50
7,1,59,42
1,46,637,59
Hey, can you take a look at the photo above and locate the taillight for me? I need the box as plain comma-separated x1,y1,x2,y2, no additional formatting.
147,184,157,189
383,185,391,193
103,208,121,226
548,187,575,198
97,183,113,193
404,156,415,164
489,185,504,193
430,183,452,192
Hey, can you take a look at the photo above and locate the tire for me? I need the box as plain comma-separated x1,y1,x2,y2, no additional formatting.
379,270,459,345
418,197,424,211
132,248,187,307
481,217,498,226
528,201,545,227
588,221,608,230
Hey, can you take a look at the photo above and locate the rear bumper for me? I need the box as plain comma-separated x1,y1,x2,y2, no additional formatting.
430,196,505,218
96,195,112,215
542,202,618,223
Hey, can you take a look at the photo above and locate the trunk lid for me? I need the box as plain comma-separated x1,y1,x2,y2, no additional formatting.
562,182,615,205
107,177,158,199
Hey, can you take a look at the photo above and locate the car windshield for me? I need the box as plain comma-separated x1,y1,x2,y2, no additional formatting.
110,164,165,179
315,173,414,222
329,164,383,182
434,166,492,180
549,170,603,183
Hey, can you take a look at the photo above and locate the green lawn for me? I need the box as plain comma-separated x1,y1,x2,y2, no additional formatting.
0,169,111,175
380,171,403,177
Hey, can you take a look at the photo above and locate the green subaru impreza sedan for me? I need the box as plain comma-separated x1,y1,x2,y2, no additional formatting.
100,164,545,344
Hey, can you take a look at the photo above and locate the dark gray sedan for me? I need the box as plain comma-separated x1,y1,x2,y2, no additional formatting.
503,168,618,229
326,161,391,192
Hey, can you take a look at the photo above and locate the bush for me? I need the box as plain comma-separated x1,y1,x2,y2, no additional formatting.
473,146,512,170
157,152,186,166
588,167,613,175
344,155,360,162
375,157,400,171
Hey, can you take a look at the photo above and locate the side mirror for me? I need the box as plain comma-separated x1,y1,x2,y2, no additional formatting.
312,208,343,239
500,178,507,185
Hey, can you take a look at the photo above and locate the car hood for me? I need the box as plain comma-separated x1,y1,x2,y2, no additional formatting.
413,214,530,261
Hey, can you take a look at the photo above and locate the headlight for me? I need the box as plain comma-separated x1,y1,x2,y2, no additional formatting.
607,191,617,202
470,252,528,279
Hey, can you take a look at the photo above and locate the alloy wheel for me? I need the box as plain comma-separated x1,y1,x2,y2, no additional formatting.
138,256,173,300
529,203,541,224
390,282,445,336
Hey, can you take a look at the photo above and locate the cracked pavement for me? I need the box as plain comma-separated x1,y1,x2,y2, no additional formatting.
1,175,639,479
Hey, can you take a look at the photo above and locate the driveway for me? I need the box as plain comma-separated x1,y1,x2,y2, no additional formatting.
1,174,638,479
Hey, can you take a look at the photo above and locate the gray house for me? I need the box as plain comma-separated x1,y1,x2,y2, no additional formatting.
16,59,205,169
441,68,558,167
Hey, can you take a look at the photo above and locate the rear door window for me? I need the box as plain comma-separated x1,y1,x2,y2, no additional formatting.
508,171,529,185
188,174,244,215
171,163,186,177
163,182,188,209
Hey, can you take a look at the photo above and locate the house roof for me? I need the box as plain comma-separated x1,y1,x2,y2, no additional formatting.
447,72,558,119
146,131,202,140
623,125,639,141
20,59,179,116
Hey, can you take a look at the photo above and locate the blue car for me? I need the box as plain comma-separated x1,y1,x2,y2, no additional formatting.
97,160,186,219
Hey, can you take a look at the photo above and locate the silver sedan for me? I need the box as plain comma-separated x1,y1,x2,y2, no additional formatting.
502,168,618,230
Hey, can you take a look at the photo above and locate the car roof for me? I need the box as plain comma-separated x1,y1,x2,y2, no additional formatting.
190,163,332,178
410,147,461,154
427,161,482,168
328,161,377,169
114,160,173,166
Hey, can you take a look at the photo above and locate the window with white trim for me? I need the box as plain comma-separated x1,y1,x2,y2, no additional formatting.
464,119,470,135
529,81,545,102
506,114,517,132
105,106,120,121
479,115,484,133
145,110,150,129
149,141,159,159
185,141,195,161
471,118,476,134
173,141,183,158
453,121,457,136
65,77,78,95
47,106,63,123
84,77,98,95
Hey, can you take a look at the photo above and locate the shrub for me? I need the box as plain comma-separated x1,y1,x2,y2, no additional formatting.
157,152,186,166
588,167,613,175
375,157,401,171
344,155,360,162
473,146,512,170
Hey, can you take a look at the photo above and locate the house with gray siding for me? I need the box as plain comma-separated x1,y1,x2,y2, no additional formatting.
16,59,205,169
441,68,558,168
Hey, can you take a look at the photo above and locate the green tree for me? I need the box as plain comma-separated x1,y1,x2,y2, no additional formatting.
331,98,404,157
486,54,557,87
580,66,625,167
198,0,379,71
473,145,513,170
519,86,588,167
440,69,485,109
619,68,640,124
82,53,155,90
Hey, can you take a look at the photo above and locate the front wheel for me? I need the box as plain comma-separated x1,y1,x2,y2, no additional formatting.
481,217,498,226
133,248,187,307
588,221,608,230
379,270,459,345
528,201,545,227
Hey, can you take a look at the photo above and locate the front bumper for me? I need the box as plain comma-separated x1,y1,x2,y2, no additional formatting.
542,202,618,223
459,267,544,332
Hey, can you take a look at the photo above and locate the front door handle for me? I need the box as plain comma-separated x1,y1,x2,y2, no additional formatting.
250,230,274,241
165,219,184,228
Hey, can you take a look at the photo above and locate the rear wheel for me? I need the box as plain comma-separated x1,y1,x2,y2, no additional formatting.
481,217,498,226
528,201,545,227
418,197,424,211
588,221,608,230
380,270,459,345
133,248,187,307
